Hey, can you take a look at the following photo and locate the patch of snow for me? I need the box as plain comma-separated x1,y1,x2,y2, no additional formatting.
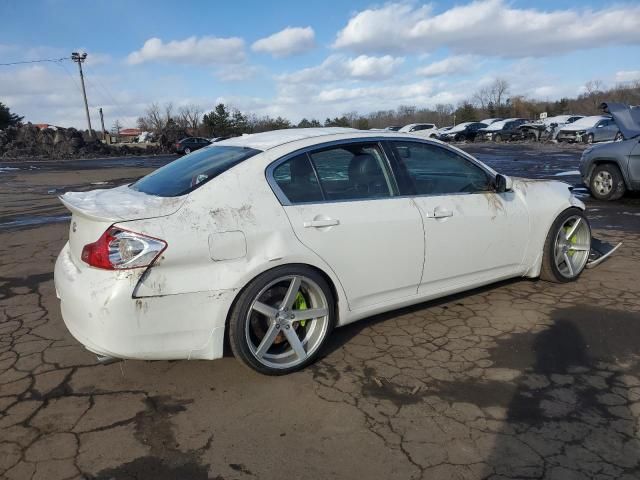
554,170,581,176
0,167,20,172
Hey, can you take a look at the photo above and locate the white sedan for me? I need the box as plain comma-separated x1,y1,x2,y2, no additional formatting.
55,128,594,375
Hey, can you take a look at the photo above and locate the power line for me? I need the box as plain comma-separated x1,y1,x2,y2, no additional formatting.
0,57,69,66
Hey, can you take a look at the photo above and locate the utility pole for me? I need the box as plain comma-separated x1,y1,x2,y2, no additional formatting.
71,52,93,137
98,107,106,141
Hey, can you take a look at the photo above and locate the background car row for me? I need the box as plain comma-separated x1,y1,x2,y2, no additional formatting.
374,115,623,144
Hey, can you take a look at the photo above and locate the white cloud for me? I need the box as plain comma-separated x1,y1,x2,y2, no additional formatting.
614,70,640,83
416,55,476,77
346,55,404,79
278,54,404,84
215,64,262,82
127,36,245,65
334,0,640,57
251,27,315,58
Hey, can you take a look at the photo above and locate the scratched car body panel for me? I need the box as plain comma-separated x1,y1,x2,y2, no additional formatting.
54,128,596,373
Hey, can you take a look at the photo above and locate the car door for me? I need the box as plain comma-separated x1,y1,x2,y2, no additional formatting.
628,141,640,184
386,140,530,295
594,120,615,141
269,142,425,310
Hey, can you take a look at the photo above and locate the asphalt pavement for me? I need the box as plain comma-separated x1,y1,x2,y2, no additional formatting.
1,143,639,480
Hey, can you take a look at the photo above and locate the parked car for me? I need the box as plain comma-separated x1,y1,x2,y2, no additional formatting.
519,115,584,142
579,102,640,200
439,122,488,142
477,118,528,142
56,128,598,375
431,126,453,139
399,123,438,137
480,118,503,125
556,116,622,144
174,137,211,154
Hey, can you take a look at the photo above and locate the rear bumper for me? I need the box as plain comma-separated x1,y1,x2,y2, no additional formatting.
54,242,233,360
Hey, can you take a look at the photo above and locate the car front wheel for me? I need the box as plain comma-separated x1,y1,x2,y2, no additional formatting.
228,265,335,375
540,208,591,283
590,164,626,201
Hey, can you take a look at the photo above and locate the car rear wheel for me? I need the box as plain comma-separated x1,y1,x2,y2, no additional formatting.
615,132,623,141
228,265,335,375
590,164,626,201
184,147,191,154
494,134,503,143
584,134,594,144
540,208,591,283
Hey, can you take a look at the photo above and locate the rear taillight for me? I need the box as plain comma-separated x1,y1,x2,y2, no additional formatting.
81,227,167,270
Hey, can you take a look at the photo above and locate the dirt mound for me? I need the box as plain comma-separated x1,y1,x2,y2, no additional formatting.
0,124,167,160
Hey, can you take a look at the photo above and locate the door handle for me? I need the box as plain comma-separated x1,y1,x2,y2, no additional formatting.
304,219,340,228
431,208,453,219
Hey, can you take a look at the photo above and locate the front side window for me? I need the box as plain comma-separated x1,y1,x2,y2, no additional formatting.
131,145,261,197
390,141,492,195
309,143,393,201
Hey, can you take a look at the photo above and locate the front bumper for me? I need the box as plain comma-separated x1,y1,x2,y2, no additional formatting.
557,131,583,142
54,242,233,360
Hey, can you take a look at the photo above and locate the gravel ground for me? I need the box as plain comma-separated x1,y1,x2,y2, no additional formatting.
1,143,639,480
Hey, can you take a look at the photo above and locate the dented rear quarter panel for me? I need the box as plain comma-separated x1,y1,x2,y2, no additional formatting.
120,146,350,325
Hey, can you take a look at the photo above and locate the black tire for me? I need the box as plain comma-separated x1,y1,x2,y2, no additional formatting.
184,147,191,154
540,208,591,283
584,134,594,144
589,163,626,201
228,265,336,375
615,132,623,141
494,133,503,143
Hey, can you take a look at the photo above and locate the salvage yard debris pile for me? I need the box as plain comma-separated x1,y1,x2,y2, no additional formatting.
0,124,164,160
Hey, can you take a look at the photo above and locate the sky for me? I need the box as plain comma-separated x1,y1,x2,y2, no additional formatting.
1,0,639,129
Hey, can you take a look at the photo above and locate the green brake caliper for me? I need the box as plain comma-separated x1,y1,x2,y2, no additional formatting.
293,292,308,327
564,226,578,256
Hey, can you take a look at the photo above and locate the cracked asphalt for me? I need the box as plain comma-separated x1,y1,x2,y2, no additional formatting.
1,143,640,479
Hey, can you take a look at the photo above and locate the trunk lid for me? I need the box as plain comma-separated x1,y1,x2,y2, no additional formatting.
60,185,185,262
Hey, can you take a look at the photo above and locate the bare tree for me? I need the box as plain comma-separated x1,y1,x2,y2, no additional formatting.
473,78,510,113
136,102,177,133
177,104,203,130
111,119,122,135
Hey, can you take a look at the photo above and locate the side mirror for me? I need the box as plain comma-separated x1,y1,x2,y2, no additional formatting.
495,174,513,193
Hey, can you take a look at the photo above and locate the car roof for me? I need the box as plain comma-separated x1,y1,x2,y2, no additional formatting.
216,127,359,150
213,127,451,152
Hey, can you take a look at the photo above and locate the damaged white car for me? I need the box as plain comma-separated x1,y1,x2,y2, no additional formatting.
54,128,614,375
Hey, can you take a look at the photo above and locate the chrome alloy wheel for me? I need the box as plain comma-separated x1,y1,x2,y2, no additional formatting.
245,275,329,369
553,215,591,279
593,170,613,196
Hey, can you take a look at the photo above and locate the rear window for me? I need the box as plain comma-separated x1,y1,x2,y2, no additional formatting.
130,145,261,197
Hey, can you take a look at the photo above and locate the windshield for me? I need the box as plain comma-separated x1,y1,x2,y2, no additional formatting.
567,116,605,129
449,122,472,133
484,120,507,131
131,145,261,197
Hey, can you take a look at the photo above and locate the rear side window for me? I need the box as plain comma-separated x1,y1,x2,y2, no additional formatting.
131,145,261,197
270,143,394,204
390,141,491,195
273,154,324,203
309,144,393,201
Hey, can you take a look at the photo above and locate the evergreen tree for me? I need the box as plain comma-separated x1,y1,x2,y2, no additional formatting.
0,102,24,129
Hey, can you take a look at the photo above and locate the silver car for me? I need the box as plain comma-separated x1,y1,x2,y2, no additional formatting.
557,116,622,144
